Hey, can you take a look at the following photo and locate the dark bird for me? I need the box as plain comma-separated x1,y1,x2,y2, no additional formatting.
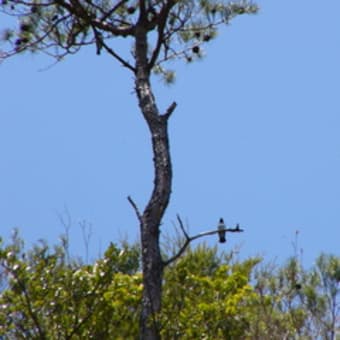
218,218,226,243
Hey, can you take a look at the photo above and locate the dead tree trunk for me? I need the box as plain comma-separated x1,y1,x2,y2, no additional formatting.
134,22,175,340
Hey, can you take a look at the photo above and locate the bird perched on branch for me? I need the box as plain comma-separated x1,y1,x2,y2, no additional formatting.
218,218,226,243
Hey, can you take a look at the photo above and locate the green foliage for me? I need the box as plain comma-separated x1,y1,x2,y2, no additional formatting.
299,254,340,339
0,0,258,79
161,245,260,339
0,233,338,339
248,254,340,339
0,232,142,339
247,258,309,339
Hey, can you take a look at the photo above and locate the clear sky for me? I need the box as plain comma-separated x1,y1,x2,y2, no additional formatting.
1,0,340,266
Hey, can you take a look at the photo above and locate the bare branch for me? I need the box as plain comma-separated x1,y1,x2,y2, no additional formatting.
100,38,135,72
162,101,177,119
54,0,134,37
138,0,146,20
176,214,189,239
163,220,244,266
127,195,142,223
100,0,127,22
79,219,92,264
92,18,134,37
148,1,174,70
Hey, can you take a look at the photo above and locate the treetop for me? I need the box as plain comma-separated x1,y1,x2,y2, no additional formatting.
1,0,258,79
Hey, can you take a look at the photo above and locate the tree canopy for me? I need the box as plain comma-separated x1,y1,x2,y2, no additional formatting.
0,233,339,339
1,0,258,80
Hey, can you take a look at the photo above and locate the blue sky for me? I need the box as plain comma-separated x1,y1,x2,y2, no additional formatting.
1,0,340,266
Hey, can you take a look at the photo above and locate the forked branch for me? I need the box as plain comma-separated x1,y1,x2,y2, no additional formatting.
163,214,244,266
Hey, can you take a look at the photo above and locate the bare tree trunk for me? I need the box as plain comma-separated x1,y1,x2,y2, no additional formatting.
138,115,171,339
134,23,173,340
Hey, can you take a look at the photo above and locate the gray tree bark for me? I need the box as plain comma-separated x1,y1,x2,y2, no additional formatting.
134,22,174,340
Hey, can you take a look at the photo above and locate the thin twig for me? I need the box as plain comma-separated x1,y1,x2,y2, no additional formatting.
176,214,189,239
127,195,143,222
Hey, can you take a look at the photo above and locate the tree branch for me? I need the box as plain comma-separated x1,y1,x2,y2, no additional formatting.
138,0,146,22
162,101,177,119
99,37,135,72
54,0,134,37
127,195,142,223
99,0,127,22
163,215,244,266
8,267,46,339
148,1,174,70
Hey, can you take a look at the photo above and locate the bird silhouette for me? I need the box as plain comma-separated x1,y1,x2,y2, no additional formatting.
218,218,226,243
